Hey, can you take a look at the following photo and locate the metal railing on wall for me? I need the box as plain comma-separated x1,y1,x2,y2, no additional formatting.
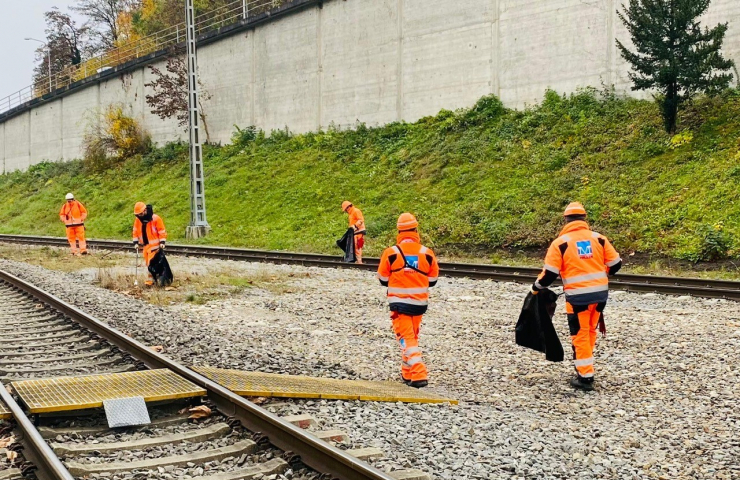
0,0,279,116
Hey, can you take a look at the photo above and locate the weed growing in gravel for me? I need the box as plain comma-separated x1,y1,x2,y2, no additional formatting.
0,245,301,305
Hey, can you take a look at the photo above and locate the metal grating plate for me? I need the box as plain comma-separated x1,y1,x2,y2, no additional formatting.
104,396,151,428
12,369,206,413
0,399,10,420
194,367,457,405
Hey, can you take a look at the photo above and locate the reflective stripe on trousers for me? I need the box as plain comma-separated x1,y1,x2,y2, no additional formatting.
392,312,428,382
66,225,87,254
569,303,600,379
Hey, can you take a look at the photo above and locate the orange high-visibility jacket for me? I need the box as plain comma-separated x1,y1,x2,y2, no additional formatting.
535,221,621,305
133,214,167,249
347,206,366,234
59,200,88,227
377,231,440,315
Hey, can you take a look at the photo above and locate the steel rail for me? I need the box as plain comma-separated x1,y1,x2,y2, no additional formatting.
0,269,395,480
0,386,75,480
0,234,738,300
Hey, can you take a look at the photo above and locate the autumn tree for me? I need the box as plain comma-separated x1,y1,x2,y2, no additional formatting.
132,0,255,37
33,8,94,92
72,0,140,50
145,49,212,142
617,0,734,133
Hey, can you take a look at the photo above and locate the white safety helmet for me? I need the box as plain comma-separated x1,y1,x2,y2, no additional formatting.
65,193,74,200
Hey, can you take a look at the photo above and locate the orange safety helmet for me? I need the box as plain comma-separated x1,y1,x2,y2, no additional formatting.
563,202,587,217
397,212,418,231
341,201,352,212
134,202,147,215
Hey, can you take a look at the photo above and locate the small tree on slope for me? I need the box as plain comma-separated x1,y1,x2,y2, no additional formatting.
616,0,734,133
145,50,212,143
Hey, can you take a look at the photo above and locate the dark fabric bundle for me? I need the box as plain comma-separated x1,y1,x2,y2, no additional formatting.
148,250,174,287
336,227,356,263
515,288,564,362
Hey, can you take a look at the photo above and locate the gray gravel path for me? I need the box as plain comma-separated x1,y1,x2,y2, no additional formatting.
0,256,738,480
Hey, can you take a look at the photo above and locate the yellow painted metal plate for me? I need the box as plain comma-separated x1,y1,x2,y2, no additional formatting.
12,369,206,414
0,400,10,420
195,367,457,405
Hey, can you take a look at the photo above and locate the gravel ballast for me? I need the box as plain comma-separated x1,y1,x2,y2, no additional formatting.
0,256,738,479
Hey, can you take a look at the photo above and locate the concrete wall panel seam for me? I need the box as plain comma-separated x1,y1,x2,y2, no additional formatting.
317,3,323,130
396,0,404,121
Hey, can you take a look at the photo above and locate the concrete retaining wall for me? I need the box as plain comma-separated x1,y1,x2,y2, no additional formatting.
1,0,738,171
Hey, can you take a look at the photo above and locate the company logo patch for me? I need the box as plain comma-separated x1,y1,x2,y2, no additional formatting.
404,255,420,270
399,338,406,349
576,240,593,259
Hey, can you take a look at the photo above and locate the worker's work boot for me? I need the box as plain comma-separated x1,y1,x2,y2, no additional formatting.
399,374,411,386
570,375,594,391
409,380,428,389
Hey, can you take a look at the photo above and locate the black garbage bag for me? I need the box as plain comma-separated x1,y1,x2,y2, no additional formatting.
148,249,173,287
515,288,564,362
336,227,356,263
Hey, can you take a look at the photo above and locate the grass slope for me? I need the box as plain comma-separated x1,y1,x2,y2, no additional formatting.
2,88,739,261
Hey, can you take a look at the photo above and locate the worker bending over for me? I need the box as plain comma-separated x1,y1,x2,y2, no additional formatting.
342,201,366,264
132,202,167,286
532,202,622,391
377,213,439,388
59,193,88,256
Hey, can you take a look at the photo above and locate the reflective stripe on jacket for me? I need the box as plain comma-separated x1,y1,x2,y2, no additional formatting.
535,221,620,305
133,214,167,249
59,200,88,227
377,231,440,315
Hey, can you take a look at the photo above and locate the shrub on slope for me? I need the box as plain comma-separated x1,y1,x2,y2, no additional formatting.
1,88,738,261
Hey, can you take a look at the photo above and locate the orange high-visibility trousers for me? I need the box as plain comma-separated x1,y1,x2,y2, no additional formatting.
355,233,364,264
66,226,87,254
142,244,159,284
391,312,428,382
567,303,600,379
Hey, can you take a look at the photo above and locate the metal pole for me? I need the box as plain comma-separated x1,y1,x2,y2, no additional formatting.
242,0,248,19
185,0,210,239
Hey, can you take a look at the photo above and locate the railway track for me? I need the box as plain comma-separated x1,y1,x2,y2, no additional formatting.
0,234,738,301
0,270,399,480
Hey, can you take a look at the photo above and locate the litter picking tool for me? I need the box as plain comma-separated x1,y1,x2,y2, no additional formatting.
134,245,139,287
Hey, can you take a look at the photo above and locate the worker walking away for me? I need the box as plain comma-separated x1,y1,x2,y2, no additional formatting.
59,193,88,256
377,213,439,388
531,202,622,391
132,202,169,286
342,201,366,264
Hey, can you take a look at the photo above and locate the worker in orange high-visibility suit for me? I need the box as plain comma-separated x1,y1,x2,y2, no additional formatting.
132,202,167,286
342,201,366,264
377,213,439,388
532,202,622,391
59,193,88,256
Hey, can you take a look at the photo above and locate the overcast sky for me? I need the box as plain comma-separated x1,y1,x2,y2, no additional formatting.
0,1,79,98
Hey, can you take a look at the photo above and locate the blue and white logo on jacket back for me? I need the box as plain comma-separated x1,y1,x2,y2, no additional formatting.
404,255,420,270
576,240,593,259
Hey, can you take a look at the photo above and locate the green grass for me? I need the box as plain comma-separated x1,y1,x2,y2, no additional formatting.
2,88,739,263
